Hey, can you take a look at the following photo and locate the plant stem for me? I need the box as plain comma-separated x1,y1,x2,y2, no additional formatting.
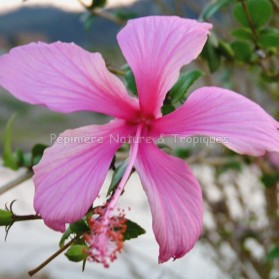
239,0,259,47
28,237,76,277
0,170,33,195
13,214,41,222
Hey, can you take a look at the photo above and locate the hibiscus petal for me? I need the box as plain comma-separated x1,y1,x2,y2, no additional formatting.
134,142,202,263
0,42,139,119
152,87,279,156
33,120,135,232
117,16,211,118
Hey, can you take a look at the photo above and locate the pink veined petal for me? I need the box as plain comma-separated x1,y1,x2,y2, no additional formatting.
134,142,203,263
152,86,279,156
117,16,212,118
0,42,139,119
33,120,136,232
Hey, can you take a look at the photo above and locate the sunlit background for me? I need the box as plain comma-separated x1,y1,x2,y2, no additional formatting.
0,0,136,13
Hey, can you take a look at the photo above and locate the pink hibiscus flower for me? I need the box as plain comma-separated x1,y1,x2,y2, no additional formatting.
0,16,279,264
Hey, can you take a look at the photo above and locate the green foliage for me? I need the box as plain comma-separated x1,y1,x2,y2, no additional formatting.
231,28,254,41
168,70,204,103
123,219,146,241
231,41,252,62
0,209,13,226
2,114,18,170
70,219,90,235
161,103,176,115
201,38,221,72
59,228,72,248
65,245,89,262
266,245,279,260
217,41,235,60
258,30,279,48
173,147,192,159
60,218,90,248
261,173,279,188
199,0,232,20
113,10,138,21
233,0,273,29
90,0,107,9
123,65,137,96
216,159,242,176
31,144,48,166
107,160,128,196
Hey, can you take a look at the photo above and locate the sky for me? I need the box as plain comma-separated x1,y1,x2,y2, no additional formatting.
0,0,137,14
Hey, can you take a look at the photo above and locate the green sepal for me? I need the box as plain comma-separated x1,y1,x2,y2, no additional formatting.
123,219,146,241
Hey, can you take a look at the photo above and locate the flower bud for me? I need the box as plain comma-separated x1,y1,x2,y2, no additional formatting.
0,209,13,226
65,245,89,262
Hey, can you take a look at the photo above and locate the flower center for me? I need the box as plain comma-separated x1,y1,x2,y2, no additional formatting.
85,207,127,268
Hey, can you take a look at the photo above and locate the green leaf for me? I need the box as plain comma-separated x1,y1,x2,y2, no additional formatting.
59,227,72,248
123,219,145,241
65,245,89,262
2,114,18,170
91,0,107,8
123,65,137,96
231,28,254,41
114,10,138,21
217,160,242,175
199,0,232,20
261,173,279,188
233,0,273,29
80,12,95,31
201,39,221,72
107,161,128,196
31,144,48,166
231,41,252,62
69,219,90,235
161,103,176,115
266,245,279,261
259,32,279,48
169,70,204,103
173,147,192,159
0,209,13,226
261,72,279,83
217,41,235,59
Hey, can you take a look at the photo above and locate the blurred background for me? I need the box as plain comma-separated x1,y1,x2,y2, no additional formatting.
0,0,278,278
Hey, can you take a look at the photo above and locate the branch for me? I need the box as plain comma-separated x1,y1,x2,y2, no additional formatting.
77,0,126,25
0,170,33,195
28,237,77,277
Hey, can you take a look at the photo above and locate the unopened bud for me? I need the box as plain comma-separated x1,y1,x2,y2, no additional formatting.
0,209,13,226
65,245,89,262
